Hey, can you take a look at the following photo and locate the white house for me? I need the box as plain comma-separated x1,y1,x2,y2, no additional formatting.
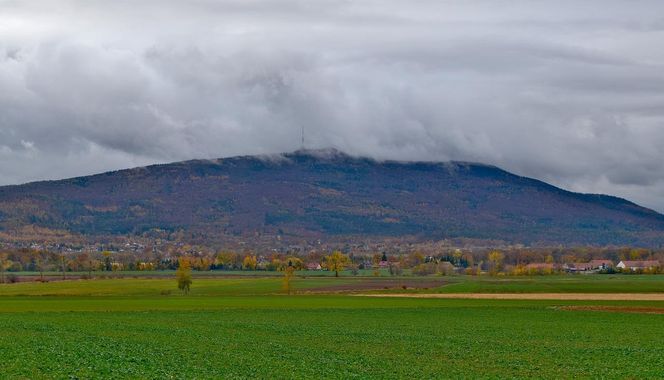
616,260,660,271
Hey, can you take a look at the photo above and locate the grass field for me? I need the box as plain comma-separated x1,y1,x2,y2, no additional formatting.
1,275,663,378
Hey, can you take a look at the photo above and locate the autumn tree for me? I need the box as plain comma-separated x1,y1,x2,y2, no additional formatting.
176,258,192,294
0,253,10,284
286,257,304,271
215,251,240,270
629,249,648,261
242,255,257,270
58,253,69,280
510,263,524,276
487,251,504,276
33,251,47,282
282,263,295,295
325,251,350,277
102,251,112,271
372,253,382,267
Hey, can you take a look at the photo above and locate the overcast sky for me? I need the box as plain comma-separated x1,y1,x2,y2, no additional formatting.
1,1,664,211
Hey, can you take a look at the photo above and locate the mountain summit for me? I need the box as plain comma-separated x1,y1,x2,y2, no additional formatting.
1,149,663,247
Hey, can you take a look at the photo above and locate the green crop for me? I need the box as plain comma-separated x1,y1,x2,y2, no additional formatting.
0,276,663,379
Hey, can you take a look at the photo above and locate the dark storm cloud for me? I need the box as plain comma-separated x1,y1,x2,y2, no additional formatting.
1,0,664,211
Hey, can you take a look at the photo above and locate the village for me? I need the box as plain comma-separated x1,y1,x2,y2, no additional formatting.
1,239,662,282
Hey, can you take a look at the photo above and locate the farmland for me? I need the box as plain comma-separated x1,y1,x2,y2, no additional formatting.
1,275,664,378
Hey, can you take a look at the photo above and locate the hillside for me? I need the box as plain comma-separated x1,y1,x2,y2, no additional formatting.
0,148,663,247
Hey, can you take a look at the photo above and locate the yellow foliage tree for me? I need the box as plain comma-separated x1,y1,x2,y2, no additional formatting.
0,252,10,284
216,251,240,269
487,251,504,276
243,255,257,270
512,264,527,276
176,258,192,294
282,265,295,294
325,251,350,277
286,257,304,270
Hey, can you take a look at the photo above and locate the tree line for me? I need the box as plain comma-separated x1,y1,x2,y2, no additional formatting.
1,246,663,283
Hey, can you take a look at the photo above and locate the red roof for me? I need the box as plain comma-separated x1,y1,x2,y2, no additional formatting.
525,263,554,270
306,262,321,270
589,260,613,266
620,260,660,268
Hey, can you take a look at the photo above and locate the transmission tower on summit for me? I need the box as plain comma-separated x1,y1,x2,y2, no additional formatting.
301,124,305,149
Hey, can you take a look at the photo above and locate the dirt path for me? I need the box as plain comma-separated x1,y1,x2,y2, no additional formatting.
359,293,664,301
313,279,448,292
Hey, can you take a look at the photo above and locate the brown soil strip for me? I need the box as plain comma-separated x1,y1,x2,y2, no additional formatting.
316,279,447,292
558,306,664,314
358,293,664,301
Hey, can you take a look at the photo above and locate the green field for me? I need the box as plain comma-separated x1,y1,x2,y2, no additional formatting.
1,276,663,378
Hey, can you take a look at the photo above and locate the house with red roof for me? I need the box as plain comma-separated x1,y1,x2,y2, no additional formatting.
306,262,322,271
617,260,660,271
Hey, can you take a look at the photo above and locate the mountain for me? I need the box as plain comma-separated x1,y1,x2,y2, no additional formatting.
0,148,663,247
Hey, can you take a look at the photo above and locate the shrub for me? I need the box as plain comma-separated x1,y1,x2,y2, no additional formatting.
413,263,436,276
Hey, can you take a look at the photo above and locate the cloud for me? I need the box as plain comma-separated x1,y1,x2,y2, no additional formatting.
1,0,664,212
